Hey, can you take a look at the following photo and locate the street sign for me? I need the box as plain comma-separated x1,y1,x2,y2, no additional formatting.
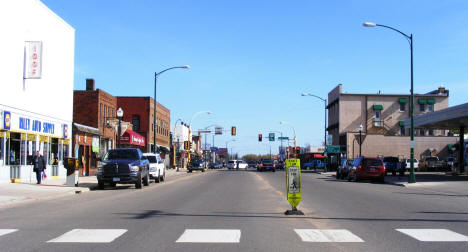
325,145,340,153
269,133,275,141
210,147,218,152
215,126,223,135
278,137,289,140
285,159,302,208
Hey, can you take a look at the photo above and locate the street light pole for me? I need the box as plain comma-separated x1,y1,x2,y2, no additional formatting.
117,108,123,148
358,124,363,157
280,121,297,158
363,22,416,183
153,65,190,154
188,111,212,165
301,93,328,172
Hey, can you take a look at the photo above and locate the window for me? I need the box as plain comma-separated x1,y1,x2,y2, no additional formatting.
428,104,434,112
400,126,406,136
428,129,434,136
419,129,425,136
419,104,425,112
400,103,406,112
132,115,140,132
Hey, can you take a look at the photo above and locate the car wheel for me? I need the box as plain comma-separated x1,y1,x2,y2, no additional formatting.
347,173,352,182
143,173,150,186
202,169,205,172
188,170,193,173
336,171,340,179
399,171,404,176
135,175,142,189
378,176,385,183
110,182,117,187
160,171,165,182
155,172,160,183
354,173,359,182
272,169,275,172
392,171,396,176
98,180,105,190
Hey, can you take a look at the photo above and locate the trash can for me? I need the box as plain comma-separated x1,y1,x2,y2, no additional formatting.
64,158,79,187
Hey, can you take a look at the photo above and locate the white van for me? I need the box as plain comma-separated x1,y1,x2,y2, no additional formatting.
227,160,248,169
143,153,166,182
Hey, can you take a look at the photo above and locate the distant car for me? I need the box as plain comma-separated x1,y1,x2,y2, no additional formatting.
257,159,275,172
210,162,223,169
383,156,404,176
237,160,248,169
337,159,353,180
188,158,206,173
348,156,385,183
227,160,237,169
97,148,150,189
276,160,285,170
405,158,419,171
247,161,257,168
143,153,165,183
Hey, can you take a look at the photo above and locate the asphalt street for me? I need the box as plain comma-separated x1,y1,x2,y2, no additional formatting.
0,169,467,252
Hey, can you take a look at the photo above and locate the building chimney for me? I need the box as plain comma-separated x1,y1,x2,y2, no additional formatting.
86,79,95,91
437,85,446,95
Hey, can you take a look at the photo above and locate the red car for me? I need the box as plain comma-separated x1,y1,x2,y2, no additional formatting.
347,156,385,183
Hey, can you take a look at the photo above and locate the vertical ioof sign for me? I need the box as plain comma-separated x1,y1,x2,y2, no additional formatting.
24,41,43,79
285,159,302,208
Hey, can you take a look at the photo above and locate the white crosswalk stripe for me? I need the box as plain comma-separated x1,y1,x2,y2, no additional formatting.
295,229,364,242
176,229,241,243
47,229,127,243
396,229,468,242
0,229,18,237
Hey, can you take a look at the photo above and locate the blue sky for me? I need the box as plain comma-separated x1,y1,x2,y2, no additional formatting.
42,0,468,156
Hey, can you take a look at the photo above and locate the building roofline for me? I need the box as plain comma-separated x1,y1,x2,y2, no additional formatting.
340,93,448,97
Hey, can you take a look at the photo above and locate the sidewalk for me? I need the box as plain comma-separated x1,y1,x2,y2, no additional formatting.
0,168,186,208
383,172,468,187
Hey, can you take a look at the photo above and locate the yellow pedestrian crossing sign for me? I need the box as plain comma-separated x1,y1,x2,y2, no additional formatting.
286,159,302,208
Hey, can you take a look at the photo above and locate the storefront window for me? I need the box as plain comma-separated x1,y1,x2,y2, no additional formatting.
51,138,59,165
0,134,4,163
43,139,50,165
20,135,26,165
9,133,21,165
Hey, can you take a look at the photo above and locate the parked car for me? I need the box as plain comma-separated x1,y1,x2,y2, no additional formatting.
143,153,165,183
237,160,248,169
257,159,275,172
405,158,419,171
227,160,237,169
247,161,257,168
421,156,445,171
383,156,405,176
337,158,353,180
210,162,223,169
188,157,206,173
348,156,385,183
97,148,150,189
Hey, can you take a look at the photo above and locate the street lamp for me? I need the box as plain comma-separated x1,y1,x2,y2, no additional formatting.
358,124,363,157
225,139,236,164
363,22,416,183
117,107,124,148
173,118,183,171
153,65,190,154
280,121,297,158
302,93,328,172
188,110,212,164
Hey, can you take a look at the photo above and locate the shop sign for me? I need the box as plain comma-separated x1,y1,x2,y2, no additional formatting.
92,136,100,153
24,41,42,79
62,124,69,138
3,111,11,130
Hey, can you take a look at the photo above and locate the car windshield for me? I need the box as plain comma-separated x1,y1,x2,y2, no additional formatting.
426,157,438,161
383,157,399,162
262,160,273,163
104,149,139,161
228,161,235,164
146,156,157,163
363,159,383,166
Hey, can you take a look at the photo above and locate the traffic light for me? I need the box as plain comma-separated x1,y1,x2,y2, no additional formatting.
184,141,189,150
231,126,236,136
258,134,262,142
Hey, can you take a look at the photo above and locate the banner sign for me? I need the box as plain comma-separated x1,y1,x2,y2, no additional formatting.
92,136,100,153
24,41,43,79
286,159,302,208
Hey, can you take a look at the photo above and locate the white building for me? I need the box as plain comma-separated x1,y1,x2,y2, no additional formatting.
0,0,75,183
171,124,190,151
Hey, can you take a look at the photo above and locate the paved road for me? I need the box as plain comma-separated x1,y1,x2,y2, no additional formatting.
0,169,467,252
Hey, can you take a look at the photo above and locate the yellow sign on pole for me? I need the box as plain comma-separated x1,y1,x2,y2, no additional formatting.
286,158,302,208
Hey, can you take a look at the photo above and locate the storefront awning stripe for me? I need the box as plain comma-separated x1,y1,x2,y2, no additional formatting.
121,129,145,147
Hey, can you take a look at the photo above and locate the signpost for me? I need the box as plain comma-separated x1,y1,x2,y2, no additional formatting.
285,159,304,215
278,137,289,140
269,133,275,141
325,145,340,153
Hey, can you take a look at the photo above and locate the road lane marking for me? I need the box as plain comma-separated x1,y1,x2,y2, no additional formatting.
295,229,364,242
47,229,127,243
0,229,18,237
176,229,241,243
396,229,468,242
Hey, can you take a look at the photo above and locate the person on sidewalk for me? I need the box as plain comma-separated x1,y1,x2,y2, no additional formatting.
33,151,46,184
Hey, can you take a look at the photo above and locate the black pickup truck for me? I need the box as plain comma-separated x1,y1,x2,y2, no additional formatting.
97,148,150,189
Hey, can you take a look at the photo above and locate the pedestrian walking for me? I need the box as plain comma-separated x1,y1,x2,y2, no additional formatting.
32,151,46,184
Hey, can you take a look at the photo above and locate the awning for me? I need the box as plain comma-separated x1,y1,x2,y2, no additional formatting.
314,154,325,159
399,98,408,103
157,145,170,153
121,129,145,147
418,99,427,105
73,123,100,135
373,104,383,110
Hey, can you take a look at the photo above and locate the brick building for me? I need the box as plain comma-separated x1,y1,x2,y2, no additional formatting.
327,84,458,165
116,97,171,154
73,79,119,175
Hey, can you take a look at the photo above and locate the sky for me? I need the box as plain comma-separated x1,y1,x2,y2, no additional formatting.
42,0,468,156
